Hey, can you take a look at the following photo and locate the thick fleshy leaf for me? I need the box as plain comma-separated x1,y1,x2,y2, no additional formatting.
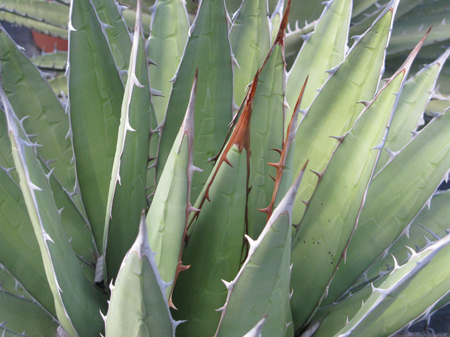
243,1,292,239
284,19,317,61
388,0,450,56
105,213,180,337
313,191,450,336
145,0,189,197
311,277,382,337
269,78,308,212
363,189,450,286
334,234,450,337
147,0,190,124
0,160,56,316
352,0,421,20
0,108,15,172
290,0,397,224
0,27,85,218
350,0,423,39
171,124,251,336
0,0,69,38
31,51,67,71
146,73,198,300
68,0,124,253
310,232,450,337
0,264,32,300
0,266,58,337
214,169,305,337
156,0,233,201
230,0,270,106
146,118,160,200
348,2,386,39
0,28,97,268
90,0,132,72
376,46,450,172
172,8,296,330
247,42,284,239
290,33,421,331
0,11,68,38
0,0,153,41
0,0,69,27
325,106,450,305
172,65,260,337
427,94,450,114
1,111,62,308
102,2,154,281
171,10,292,330
286,0,351,117
1,81,107,337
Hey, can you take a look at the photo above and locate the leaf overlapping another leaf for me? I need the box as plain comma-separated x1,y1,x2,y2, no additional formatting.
0,0,449,336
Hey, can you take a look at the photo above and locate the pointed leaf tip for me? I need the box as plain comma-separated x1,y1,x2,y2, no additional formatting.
280,160,308,213
130,210,152,260
243,315,267,337
134,0,143,33
395,26,432,78
273,0,292,46
292,75,309,115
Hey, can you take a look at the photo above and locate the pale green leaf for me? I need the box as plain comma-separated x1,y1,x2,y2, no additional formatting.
146,74,197,299
290,38,414,329
68,0,124,253
286,0,351,117
156,0,233,202
326,107,450,306
102,6,154,281
105,213,180,337
291,1,396,224
1,82,107,337
147,0,189,124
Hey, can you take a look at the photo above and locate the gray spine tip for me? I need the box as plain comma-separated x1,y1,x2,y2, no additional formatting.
371,142,384,150
325,65,339,75
430,111,443,118
299,109,308,115
358,100,372,108
150,88,164,97
300,33,312,42
330,134,345,142
351,34,362,42
147,58,159,67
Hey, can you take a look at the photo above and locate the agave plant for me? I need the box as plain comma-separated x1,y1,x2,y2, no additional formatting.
1,0,450,336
